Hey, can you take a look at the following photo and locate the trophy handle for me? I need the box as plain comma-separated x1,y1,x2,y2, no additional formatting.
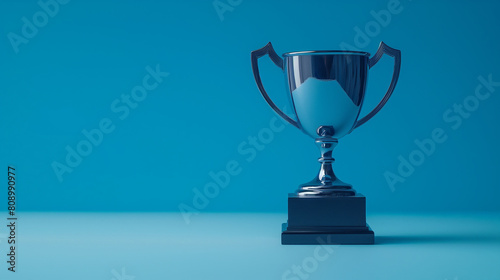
251,42,300,129
353,42,401,129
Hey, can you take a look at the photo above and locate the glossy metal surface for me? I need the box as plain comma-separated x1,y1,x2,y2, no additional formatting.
251,42,401,196
297,132,356,196
285,51,369,139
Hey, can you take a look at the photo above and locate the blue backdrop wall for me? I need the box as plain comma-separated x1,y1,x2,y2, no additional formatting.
1,0,499,215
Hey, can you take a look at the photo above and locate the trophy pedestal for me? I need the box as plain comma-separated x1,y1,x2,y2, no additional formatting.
281,193,374,245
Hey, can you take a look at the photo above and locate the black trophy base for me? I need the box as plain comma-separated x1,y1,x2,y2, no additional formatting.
281,223,374,245
281,193,374,245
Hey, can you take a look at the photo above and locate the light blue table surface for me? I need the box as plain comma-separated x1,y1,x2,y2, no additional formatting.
0,212,498,280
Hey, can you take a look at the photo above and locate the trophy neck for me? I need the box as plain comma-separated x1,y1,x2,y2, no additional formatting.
296,137,356,196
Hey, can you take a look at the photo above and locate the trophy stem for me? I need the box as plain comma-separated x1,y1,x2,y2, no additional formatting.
297,136,356,196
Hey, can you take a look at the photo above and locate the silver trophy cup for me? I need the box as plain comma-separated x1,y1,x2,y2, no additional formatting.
251,42,401,244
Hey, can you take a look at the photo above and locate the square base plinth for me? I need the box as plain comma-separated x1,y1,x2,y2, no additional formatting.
282,193,374,245
281,223,374,245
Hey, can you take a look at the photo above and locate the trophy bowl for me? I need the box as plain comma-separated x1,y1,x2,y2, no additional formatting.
285,50,369,140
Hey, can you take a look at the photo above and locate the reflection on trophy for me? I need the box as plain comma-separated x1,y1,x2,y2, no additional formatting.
251,42,401,244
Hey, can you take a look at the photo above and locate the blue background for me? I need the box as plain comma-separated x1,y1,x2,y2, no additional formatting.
1,0,499,215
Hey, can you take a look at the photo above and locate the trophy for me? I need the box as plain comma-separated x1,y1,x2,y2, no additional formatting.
251,42,401,244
